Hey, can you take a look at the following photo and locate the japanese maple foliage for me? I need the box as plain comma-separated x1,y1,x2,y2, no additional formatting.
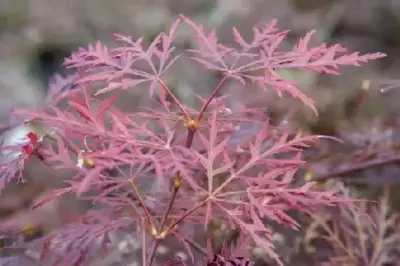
0,16,385,266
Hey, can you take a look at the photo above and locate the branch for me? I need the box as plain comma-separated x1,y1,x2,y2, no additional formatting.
195,75,228,123
129,179,157,236
311,153,400,182
148,171,183,265
157,78,190,121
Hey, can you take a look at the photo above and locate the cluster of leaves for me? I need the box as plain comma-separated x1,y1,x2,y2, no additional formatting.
304,183,400,266
0,16,385,265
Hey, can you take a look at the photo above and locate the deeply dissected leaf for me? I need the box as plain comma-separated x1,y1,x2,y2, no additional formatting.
0,15,386,266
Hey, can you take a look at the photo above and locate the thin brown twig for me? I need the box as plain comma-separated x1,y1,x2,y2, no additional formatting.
311,153,400,182
185,126,196,148
158,172,183,234
157,78,190,121
129,179,157,236
148,200,207,265
148,172,183,265
148,241,161,265
141,217,147,266
185,75,228,148
163,199,207,237
183,237,207,256
195,76,228,123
